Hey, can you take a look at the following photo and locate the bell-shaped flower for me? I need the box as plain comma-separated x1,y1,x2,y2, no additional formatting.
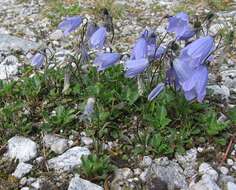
85,22,98,40
167,12,195,41
179,36,214,68
130,37,148,60
148,83,165,101
165,67,180,90
124,58,149,78
89,27,107,49
58,16,83,36
94,52,121,71
31,53,45,68
174,58,208,102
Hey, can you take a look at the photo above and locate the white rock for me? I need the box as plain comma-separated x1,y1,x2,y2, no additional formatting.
227,159,234,166
140,156,152,167
148,158,188,190
21,187,30,190
208,85,230,100
12,162,32,179
68,175,103,190
134,168,142,176
219,166,229,175
81,137,93,146
48,146,90,172
30,178,43,189
20,177,27,186
199,163,218,181
227,182,236,190
6,136,38,162
190,175,221,190
43,134,69,154
49,30,64,40
139,168,149,182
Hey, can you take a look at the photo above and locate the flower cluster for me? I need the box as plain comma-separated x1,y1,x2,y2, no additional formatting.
30,11,218,103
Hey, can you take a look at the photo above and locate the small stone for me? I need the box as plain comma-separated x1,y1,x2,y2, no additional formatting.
140,156,152,167
190,175,221,190
68,175,103,190
20,177,27,186
31,178,43,189
139,168,149,182
6,136,38,162
81,137,93,146
35,156,44,164
12,162,33,179
48,146,90,172
134,168,142,176
227,182,236,190
21,187,30,190
199,163,218,181
198,147,204,152
219,166,229,175
43,134,69,154
227,159,234,166
49,30,64,40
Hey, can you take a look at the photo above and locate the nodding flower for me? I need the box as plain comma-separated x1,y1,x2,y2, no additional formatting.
31,53,45,68
173,36,214,102
58,16,83,36
94,52,121,71
167,12,195,41
89,27,107,49
124,58,149,78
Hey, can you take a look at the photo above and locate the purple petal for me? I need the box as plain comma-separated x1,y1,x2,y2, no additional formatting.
31,53,45,68
124,58,149,78
180,36,214,67
86,22,98,40
89,27,107,49
94,52,121,71
58,16,83,36
148,83,165,101
131,37,148,60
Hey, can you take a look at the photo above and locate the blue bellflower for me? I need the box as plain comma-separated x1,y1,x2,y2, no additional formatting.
89,27,107,49
58,16,83,36
85,22,98,40
94,52,121,71
173,36,214,102
31,53,45,68
130,37,148,60
125,58,149,78
148,83,165,101
167,12,195,41
125,34,149,78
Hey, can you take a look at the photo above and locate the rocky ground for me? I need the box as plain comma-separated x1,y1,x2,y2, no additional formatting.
0,0,236,190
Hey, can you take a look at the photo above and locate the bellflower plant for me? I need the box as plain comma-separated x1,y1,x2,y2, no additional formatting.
130,37,148,60
86,22,98,40
31,53,45,68
94,52,121,71
167,12,195,41
58,16,83,36
89,27,107,49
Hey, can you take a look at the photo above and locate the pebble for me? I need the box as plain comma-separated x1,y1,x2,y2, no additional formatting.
43,134,69,154
199,163,218,181
140,156,152,167
48,146,90,172
227,159,234,166
219,166,229,175
227,182,236,190
68,175,103,190
12,162,33,179
6,136,38,162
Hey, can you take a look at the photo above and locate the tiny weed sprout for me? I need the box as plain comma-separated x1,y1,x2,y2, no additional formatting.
0,4,235,171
